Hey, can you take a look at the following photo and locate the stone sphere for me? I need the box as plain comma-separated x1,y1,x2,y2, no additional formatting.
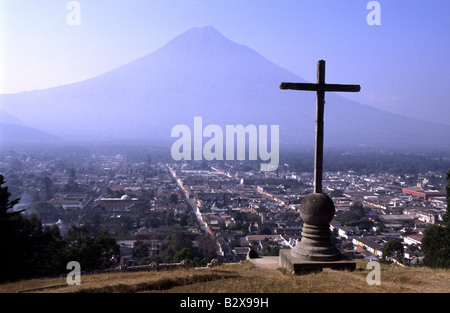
300,193,335,225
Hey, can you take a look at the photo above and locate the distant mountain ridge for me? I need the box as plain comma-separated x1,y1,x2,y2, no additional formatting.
0,26,449,150
0,122,59,143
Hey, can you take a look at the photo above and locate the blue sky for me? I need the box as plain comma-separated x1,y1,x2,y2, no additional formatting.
1,0,449,125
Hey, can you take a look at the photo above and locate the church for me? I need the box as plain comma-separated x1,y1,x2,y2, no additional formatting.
93,195,139,216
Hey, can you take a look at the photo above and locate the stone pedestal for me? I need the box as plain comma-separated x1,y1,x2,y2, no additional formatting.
279,249,356,274
279,193,356,274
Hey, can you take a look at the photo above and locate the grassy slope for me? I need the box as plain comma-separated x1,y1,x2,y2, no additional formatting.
1,260,449,293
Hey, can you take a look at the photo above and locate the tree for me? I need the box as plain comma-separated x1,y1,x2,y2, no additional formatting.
381,238,404,263
169,193,179,204
29,221,66,278
173,247,193,262
64,225,119,271
165,231,193,252
261,238,280,256
0,175,21,219
336,202,371,226
145,213,162,228
28,201,62,223
258,226,272,235
422,224,450,268
160,231,196,262
421,170,450,268
133,242,150,260
63,168,80,192
330,189,344,198
0,175,25,282
350,202,370,216
41,176,53,201
196,236,217,262
118,216,135,235
93,229,121,268
179,214,189,227
0,175,120,282
1,175,67,281
357,220,375,232
444,170,450,227
165,208,176,226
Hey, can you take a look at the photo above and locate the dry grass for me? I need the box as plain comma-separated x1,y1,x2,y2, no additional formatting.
0,268,237,293
1,260,449,293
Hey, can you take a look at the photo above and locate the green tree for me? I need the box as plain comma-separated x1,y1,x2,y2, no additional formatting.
357,220,375,232
145,213,162,228
261,238,280,256
0,175,120,282
63,168,80,192
179,214,189,227
381,238,404,263
0,175,25,282
166,231,193,252
330,189,344,198
94,229,121,268
28,220,66,277
118,216,135,235
160,231,195,261
197,236,217,261
421,170,450,268
169,193,179,204
133,242,150,260
1,175,66,281
28,201,62,223
0,175,21,219
84,209,102,235
258,226,272,235
165,208,176,226
422,224,450,268
64,225,120,271
41,176,53,201
173,247,193,262
336,202,370,226
444,170,450,227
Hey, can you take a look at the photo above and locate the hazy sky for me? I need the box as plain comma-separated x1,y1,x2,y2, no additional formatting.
1,0,449,125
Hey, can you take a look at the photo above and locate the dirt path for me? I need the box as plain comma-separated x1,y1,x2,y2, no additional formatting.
248,256,280,271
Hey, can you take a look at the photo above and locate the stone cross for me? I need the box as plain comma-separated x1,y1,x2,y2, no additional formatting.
280,60,360,193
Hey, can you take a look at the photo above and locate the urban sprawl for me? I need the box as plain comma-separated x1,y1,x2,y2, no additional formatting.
3,151,447,268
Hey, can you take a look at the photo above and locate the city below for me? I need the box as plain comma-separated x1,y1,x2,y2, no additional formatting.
2,145,448,270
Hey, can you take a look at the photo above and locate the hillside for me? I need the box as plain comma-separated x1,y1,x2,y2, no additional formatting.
2,259,449,294
0,122,60,143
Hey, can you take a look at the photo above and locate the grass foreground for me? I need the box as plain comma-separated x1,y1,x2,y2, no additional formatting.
1,259,449,293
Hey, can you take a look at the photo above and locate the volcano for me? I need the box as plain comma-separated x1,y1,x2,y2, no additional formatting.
1,26,449,150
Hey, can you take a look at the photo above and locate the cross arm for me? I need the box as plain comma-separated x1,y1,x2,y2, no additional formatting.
280,82,361,93
280,82,320,91
324,84,361,92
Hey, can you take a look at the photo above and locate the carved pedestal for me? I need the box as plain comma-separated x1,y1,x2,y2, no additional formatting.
279,193,355,274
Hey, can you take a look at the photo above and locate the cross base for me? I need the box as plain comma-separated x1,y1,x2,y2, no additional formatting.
279,249,356,275
292,223,342,261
